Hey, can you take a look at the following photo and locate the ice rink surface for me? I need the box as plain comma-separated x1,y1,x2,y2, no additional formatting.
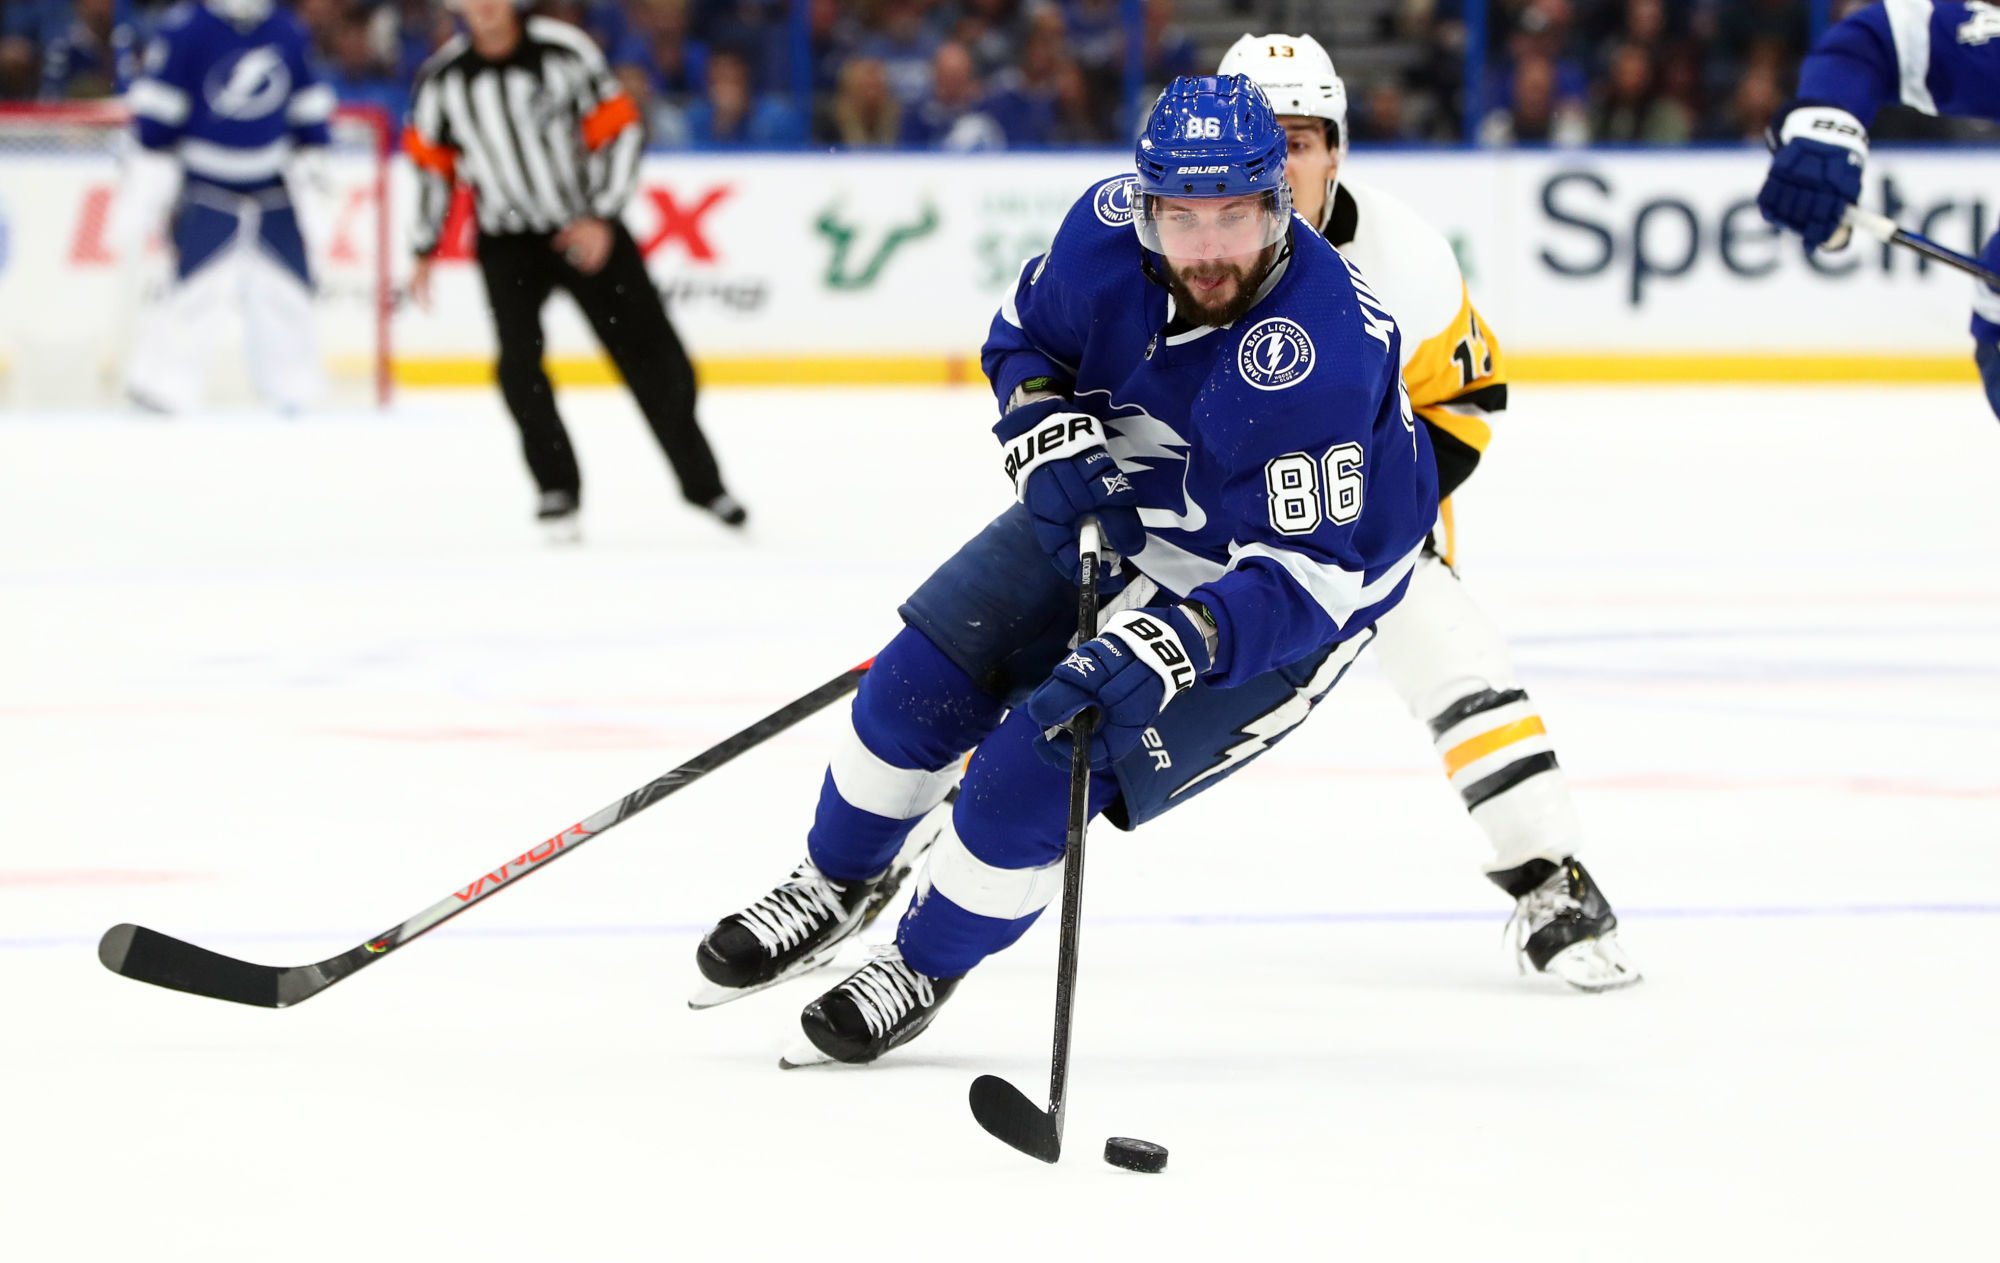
2,384,1996,1261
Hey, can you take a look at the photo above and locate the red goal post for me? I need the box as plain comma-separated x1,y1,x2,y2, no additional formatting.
0,100,393,408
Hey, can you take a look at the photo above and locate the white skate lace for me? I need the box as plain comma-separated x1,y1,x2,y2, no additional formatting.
839,945,935,1038
738,861,850,956
1503,865,1581,971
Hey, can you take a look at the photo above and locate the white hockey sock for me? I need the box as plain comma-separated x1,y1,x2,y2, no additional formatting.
1371,552,1581,872
825,708,961,822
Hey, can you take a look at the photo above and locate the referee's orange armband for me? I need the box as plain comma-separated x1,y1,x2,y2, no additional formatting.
402,126,457,181
581,93,640,151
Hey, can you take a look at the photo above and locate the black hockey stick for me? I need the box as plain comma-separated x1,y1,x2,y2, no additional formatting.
97,660,873,1008
968,517,1103,1162
1844,206,2000,286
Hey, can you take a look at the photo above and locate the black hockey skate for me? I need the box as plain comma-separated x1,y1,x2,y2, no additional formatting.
780,944,962,1068
690,856,910,1010
536,490,581,545
698,492,749,528
1489,856,1641,992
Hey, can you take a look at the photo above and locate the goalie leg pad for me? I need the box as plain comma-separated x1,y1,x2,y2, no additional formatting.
125,245,235,413
240,242,325,412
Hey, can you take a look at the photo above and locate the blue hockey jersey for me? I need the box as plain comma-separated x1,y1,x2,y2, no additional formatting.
1799,0,2000,124
126,2,333,189
983,174,1439,689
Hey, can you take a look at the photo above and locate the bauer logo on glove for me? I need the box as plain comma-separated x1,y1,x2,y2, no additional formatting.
992,398,1147,581
1028,606,1212,769
1002,412,1102,492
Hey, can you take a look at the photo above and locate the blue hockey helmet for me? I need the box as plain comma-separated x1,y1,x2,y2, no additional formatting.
1133,74,1293,260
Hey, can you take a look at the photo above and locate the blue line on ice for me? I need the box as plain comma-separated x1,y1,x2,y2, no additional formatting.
13,901,2000,952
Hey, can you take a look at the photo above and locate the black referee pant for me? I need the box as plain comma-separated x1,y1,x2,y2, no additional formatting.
476,221,726,506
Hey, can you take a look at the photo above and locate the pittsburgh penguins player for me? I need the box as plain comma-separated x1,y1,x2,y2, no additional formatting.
1220,33,1640,991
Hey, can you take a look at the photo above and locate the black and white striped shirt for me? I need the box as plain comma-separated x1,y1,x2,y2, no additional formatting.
404,17,644,254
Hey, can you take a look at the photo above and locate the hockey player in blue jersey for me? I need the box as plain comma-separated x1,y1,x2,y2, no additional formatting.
114,0,335,413
1758,0,2000,419
690,76,1438,1065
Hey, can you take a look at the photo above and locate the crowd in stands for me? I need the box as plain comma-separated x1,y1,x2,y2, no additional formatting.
0,0,1989,147
0,0,1201,147
1383,0,1992,144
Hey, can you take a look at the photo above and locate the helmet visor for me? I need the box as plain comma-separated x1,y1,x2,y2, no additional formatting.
1136,188,1292,262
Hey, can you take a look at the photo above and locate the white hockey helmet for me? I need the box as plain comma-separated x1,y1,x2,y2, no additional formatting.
1217,33,1348,157
203,0,274,25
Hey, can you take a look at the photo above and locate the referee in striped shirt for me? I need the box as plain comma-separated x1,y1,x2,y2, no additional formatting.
405,0,744,539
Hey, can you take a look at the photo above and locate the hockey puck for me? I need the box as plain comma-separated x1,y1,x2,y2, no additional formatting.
1103,1137,1168,1174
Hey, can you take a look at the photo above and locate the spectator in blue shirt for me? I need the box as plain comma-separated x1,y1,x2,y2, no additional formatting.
806,0,858,98
949,0,1023,81
2,0,45,99
1141,0,1195,86
685,47,804,148
322,6,405,120
899,39,1003,150
982,3,1068,146
695,0,787,91
619,0,708,96
857,0,939,106
40,0,139,98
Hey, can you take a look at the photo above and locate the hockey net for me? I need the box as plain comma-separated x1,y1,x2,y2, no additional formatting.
0,100,392,409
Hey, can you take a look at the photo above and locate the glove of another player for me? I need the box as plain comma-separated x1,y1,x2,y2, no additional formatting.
1026,606,1211,770
1972,232,2000,423
995,398,1146,582
1758,105,1867,251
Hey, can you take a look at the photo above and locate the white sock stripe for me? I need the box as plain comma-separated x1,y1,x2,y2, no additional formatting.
1471,775,1585,870
826,716,960,821
924,815,1064,921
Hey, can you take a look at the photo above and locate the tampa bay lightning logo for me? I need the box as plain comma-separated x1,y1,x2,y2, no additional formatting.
1092,177,1137,227
204,47,291,121
1237,318,1316,391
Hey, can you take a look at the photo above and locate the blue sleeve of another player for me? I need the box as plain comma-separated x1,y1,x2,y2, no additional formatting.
1800,1,2000,124
127,15,196,151
285,24,336,147
979,177,1127,407
1186,354,1437,688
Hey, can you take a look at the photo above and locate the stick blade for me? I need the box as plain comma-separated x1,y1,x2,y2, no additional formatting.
98,923,291,1008
969,1074,1062,1163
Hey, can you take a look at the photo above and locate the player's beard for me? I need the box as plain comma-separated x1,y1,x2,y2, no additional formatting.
1164,246,1277,327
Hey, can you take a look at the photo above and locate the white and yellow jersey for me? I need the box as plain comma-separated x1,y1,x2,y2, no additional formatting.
1321,179,1505,508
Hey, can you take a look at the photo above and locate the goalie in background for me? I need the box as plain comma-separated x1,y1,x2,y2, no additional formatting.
113,0,334,415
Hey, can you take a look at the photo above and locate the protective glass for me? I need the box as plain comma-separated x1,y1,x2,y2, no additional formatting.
1135,188,1292,261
